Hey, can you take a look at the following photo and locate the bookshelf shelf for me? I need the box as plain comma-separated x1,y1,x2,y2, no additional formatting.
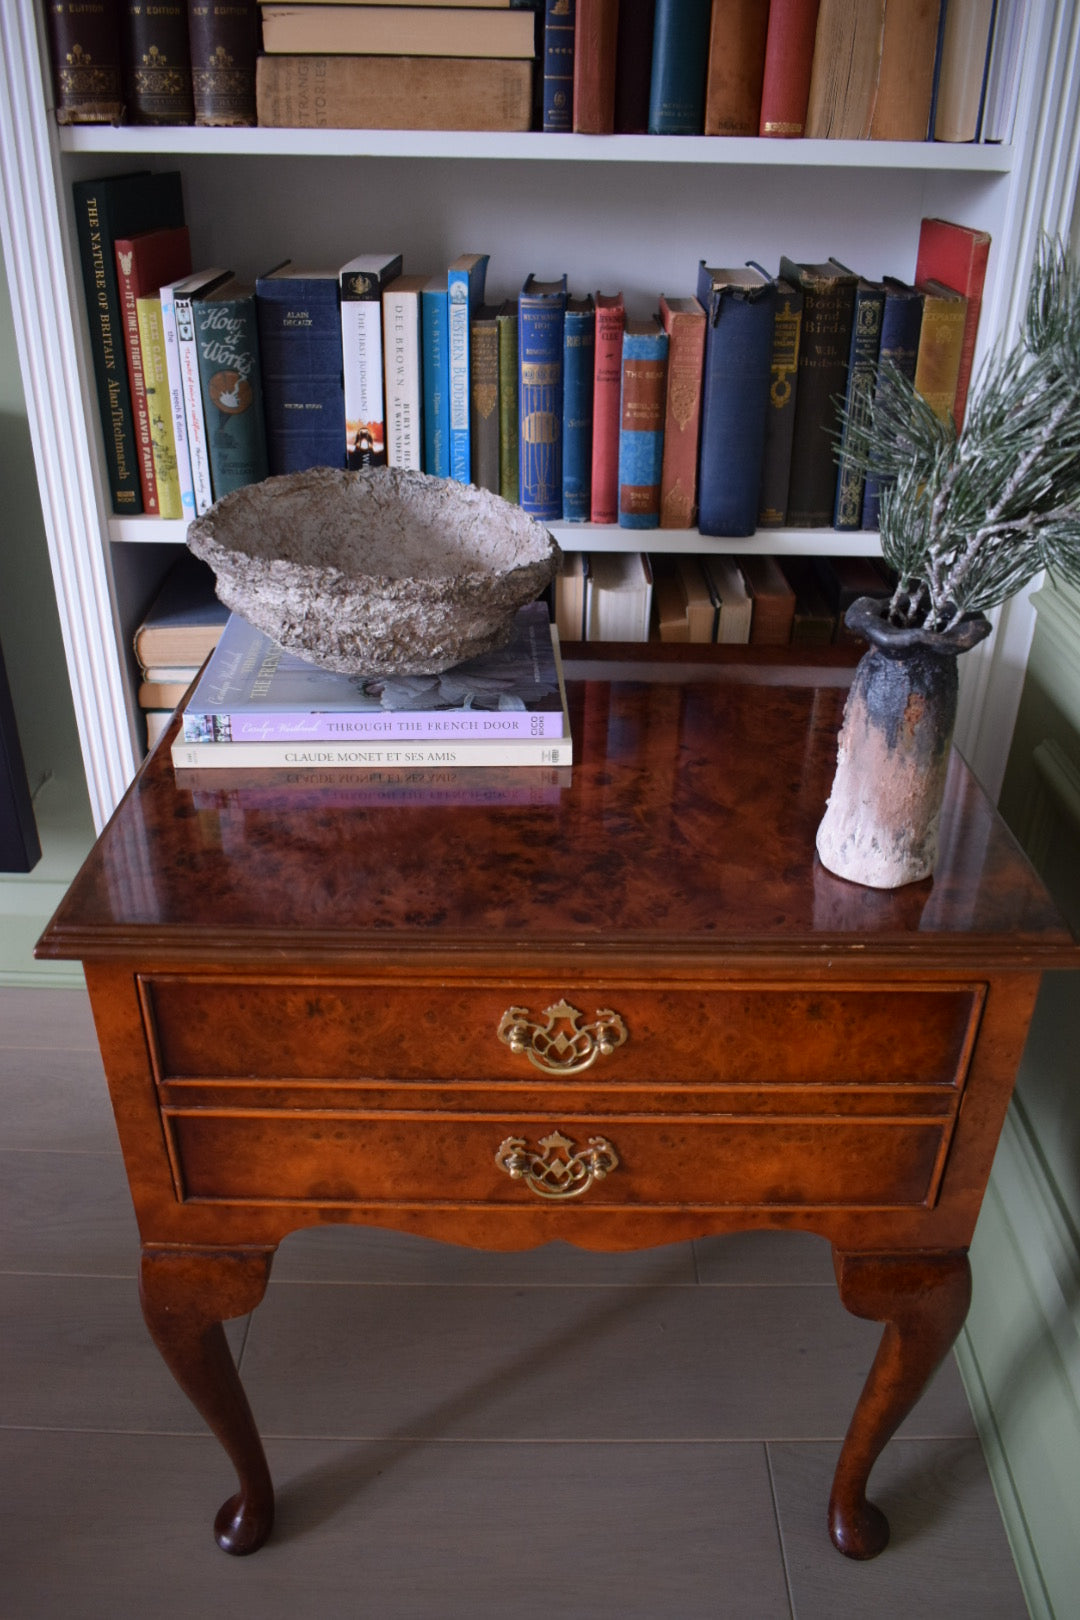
57,126,1015,172
3,0,1079,827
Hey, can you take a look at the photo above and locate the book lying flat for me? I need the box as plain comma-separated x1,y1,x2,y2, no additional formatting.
259,5,536,55
181,599,566,743
133,553,229,671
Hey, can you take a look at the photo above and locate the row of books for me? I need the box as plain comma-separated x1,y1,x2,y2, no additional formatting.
554,550,896,648
78,169,991,539
48,0,1024,142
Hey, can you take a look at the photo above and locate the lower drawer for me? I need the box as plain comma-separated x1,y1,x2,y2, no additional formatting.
165,1108,952,1210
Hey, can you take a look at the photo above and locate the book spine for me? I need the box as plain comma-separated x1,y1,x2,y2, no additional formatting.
187,0,259,127
256,281,346,477
933,0,996,142
470,309,501,492
175,291,216,514
703,0,770,136
497,303,520,503
158,283,197,520
184,707,568,743
383,284,424,472
341,270,393,468
862,291,923,529
915,219,991,430
543,0,576,130
193,294,269,499
658,301,706,529
590,295,624,522
254,52,535,131
573,0,618,131
618,326,668,529
648,0,712,133
172,735,574,768
614,0,656,131
518,295,565,520
122,0,194,124
913,292,968,421
758,0,821,136
448,268,473,483
562,302,595,522
47,0,124,125
785,276,857,526
115,241,160,515
758,282,803,527
696,281,778,537
833,284,886,529
135,295,183,519
422,285,450,476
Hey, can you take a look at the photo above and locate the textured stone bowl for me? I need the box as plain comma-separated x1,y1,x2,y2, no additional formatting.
187,465,561,676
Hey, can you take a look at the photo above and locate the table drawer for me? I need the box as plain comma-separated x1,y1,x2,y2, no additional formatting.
164,1107,952,1210
142,976,981,1090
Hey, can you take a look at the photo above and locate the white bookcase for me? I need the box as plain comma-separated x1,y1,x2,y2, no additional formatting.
2,0,1079,829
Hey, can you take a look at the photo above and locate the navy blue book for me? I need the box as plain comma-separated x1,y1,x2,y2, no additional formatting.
422,274,450,477
518,274,567,520
255,264,346,476
562,294,595,522
648,0,712,133
542,0,575,130
862,278,924,529
695,263,777,537
833,279,886,530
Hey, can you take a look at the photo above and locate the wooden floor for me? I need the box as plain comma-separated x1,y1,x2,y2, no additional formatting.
0,986,1030,1619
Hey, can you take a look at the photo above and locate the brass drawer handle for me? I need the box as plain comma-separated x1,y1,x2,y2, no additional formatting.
495,1131,620,1200
497,999,628,1076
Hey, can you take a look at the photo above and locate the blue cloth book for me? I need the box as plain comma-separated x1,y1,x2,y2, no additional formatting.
562,294,595,522
542,0,575,130
648,0,712,133
695,262,776,537
518,273,567,520
422,274,450,477
255,263,345,476
862,277,924,530
617,316,668,530
448,252,490,484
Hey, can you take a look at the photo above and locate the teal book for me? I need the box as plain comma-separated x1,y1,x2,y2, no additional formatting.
562,294,595,522
648,0,712,133
518,273,568,520
448,252,490,483
833,278,886,530
617,316,668,529
422,275,450,476
192,278,269,500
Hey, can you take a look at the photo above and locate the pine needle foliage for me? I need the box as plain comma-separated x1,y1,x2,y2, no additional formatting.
839,238,1080,631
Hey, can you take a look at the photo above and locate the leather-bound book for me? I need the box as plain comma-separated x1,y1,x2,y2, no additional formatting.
590,290,625,523
861,277,923,529
542,0,576,131
833,278,886,529
518,273,568,520
695,262,777,537
704,0,770,136
740,554,796,646
497,301,520,503
758,277,803,527
187,0,259,127
657,294,706,530
779,256,858,527
758,0,821,137
122,0,194,123
915,216,991,428
469,303,501,494
614,0,656,131
573,0,618,131
47,0,124,125
562,295,596,522
617,318,668,530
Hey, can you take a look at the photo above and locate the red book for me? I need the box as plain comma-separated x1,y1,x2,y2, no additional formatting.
758,0,821,137
114,225,192,515
704,0,770,136
914,217,991,432
590,290,625,523
574,0,619,132
658,294,706,529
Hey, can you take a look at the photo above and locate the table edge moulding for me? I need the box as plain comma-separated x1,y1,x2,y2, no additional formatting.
35,650,1080,1561
2,0,1080,827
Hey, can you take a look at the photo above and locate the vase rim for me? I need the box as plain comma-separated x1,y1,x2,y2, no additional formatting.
844,595,992,656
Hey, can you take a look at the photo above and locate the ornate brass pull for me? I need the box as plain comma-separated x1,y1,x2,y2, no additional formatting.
497,999,628,1076
495,1130,620,1200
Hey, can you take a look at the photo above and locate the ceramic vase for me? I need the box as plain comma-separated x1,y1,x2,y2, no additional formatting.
816,596,992,889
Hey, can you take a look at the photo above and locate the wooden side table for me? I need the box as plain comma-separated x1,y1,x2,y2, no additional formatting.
37,649,1079,1559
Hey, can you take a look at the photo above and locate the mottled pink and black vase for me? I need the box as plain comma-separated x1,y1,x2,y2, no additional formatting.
816,596,992,888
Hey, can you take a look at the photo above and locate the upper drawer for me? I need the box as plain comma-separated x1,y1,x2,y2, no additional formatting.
141,975,981,1089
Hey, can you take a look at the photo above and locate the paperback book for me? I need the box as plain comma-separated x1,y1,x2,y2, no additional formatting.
181,599,566,743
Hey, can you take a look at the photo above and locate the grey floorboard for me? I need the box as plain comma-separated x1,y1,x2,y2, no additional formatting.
0,1149,137,1274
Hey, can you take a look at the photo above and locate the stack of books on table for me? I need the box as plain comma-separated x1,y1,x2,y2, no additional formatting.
255,0,536,132
170,598,573,770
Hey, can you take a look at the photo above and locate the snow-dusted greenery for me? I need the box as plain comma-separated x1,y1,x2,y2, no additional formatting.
843,237,1080,632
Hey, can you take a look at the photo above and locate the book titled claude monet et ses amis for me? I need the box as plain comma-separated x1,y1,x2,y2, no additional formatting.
181,599,567,743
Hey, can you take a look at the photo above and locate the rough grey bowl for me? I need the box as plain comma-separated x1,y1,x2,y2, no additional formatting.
187,465,561,676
